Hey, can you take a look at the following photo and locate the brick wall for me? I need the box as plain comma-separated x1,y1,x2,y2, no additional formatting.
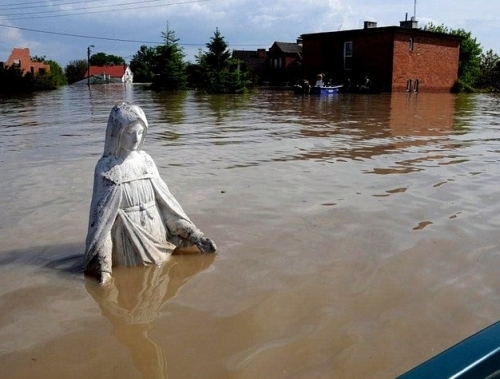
5,48,51,76
392,32,460,92
302,28,460,92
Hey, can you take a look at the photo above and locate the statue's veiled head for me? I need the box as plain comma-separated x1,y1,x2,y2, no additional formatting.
104,102,148,157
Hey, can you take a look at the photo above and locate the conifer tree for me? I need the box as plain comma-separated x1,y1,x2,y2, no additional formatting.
151,23,187,90
195,28,251,93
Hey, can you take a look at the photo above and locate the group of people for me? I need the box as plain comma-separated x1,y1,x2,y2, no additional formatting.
294,73,374,94
314,73,373,90
343,75,372,91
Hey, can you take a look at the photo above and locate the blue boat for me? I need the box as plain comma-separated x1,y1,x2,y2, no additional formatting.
311,84,343,95
396,320,500,379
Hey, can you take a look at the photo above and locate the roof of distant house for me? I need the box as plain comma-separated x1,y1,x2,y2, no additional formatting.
88,64,129,77
273,42,302,54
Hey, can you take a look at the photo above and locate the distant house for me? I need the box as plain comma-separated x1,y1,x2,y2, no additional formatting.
267,41,303,84
300,19,462,92
83,64,133,84
232,48,268,83
3,47,50,76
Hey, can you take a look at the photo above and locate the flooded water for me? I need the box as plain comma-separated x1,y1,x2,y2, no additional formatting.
1,85,500,378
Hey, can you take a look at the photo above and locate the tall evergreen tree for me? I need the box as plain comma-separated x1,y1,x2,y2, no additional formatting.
150,24,187,90
205,27,231,75
195,28,251,93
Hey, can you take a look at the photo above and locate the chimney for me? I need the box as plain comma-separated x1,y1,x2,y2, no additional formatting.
364,21,378,29
257,48,267,59
400,13,418,29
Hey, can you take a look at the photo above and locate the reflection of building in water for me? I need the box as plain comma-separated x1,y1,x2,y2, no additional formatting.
389,93,456,136
85,255,214,379
287,93,460,166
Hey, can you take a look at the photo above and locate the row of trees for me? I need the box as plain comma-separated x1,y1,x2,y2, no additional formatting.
131,26,251,93
64,26,252,93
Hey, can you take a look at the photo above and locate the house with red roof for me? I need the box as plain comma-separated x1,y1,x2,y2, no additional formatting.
85,64,133,84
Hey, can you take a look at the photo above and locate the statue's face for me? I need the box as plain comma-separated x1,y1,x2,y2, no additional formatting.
121,122,144,153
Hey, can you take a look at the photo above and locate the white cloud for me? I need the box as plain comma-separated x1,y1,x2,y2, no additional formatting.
1,0,500,67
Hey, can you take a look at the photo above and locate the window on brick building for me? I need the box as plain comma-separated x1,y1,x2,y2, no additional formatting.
344,41,353,70
409,38,414,51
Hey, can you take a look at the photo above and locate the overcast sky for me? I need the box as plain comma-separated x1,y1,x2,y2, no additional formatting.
1,0,499,68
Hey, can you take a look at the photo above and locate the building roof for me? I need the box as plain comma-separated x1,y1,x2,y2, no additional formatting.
233,50,264,60
273,42,302,54
87,64,128,78
233,50,268,72
301,25,462,42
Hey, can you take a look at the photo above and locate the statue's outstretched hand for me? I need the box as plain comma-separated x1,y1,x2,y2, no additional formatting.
196,236,217,254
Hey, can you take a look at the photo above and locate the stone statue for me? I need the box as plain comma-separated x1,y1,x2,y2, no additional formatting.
84,101,216,285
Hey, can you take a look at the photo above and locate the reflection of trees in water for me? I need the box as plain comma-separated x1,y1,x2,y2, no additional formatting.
85,254,214,379
193,92,251,124
150,90,188,125
453,93,476,132
145,91,188,144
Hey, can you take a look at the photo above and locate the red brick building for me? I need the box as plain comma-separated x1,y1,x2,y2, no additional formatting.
232,48,268,84
4,48,50,76
300,20,461,92
267,41,303,85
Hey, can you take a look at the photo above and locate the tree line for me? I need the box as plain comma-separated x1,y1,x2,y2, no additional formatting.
2,22,500,94
64,25,251,94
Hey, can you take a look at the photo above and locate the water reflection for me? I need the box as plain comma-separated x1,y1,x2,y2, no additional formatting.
196,92,252,124
85,254,215,379
150,90,188,125
389,93,455,135
276,93,467,173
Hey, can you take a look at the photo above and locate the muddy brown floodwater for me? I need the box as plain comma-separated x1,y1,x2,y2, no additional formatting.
1,85,500,378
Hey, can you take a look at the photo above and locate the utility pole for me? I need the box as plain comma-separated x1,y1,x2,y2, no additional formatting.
87,45,95,86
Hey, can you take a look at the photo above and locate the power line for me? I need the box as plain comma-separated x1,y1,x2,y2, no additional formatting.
0,0,100,11
0,23,166,44
0,0,93,8
0,23,266,47
4,0,210,20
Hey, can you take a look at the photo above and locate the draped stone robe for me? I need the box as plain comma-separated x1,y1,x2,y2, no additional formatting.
84,151,203,275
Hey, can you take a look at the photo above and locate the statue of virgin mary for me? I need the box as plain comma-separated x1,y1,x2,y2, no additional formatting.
84,102,216,285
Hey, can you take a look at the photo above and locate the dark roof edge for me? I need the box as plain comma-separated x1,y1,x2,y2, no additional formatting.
300,26,463,41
